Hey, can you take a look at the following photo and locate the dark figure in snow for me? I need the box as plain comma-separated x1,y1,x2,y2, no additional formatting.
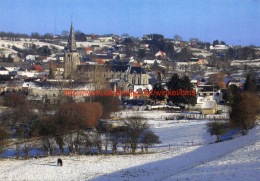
57,158,63,166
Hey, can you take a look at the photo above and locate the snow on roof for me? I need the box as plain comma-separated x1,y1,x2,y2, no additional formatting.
133,84,153,91
109,79,120,83
155,51,166,57
202,100,217,109
4,67,20,71
144,59,161,64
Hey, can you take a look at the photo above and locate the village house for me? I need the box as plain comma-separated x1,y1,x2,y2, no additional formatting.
7,54,21,63
201,100,218,115
0,80,29,94
143,59,161,69
196,85,223,104
230,59,260,67
155,51,167,59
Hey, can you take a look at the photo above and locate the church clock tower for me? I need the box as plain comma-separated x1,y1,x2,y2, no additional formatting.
64,23,80,79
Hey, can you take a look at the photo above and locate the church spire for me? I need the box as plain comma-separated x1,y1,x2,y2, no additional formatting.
67,22,77,52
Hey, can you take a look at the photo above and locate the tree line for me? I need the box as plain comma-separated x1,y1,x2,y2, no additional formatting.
150,73,197,108
0,90,159,158
0,30,87,42
207,74,260,142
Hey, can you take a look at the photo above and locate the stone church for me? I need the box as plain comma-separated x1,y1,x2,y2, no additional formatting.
63,23,151,93
63,23,80,79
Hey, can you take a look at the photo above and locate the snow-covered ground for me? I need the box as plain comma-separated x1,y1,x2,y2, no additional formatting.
0,38,115,51
0,111,259,181
0,39,64,50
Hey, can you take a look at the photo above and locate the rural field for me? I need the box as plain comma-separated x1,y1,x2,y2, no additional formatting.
0,111,259,181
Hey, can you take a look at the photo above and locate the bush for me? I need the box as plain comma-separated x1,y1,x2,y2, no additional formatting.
207,121,227,142
230,92,260,133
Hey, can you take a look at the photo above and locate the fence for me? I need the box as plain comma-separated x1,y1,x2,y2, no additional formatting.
150,139,204,153
120,110,230,120
164,113,229,120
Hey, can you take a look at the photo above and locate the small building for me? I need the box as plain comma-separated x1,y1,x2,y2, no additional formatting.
155,51,167,59
8,54,21,63
201,100,218,115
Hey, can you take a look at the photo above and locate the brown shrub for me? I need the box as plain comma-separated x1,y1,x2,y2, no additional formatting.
59,102,103,128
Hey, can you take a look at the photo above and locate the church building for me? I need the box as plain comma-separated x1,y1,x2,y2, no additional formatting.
63,23,80,79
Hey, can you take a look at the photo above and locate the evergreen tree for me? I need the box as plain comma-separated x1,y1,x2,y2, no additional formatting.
150,83,166,104
48,68,55,79
225,47,235,60
224,84,241,105
167,74,196,108
167,73,181,106
213,40,219,46
151,60,159,70
244,74,256,92
137,49,146,60
220,41,226,45
122,38,134,57
180,75,197,106
176,47,192,61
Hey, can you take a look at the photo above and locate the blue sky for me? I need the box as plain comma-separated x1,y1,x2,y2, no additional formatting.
0,0,260,46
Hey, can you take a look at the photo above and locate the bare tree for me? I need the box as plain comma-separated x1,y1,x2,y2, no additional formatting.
141,130,160,153
109,129,122,155
0,126,8,154
93,132,102,155
83,132,93,155
34,116,59,156
230,91,260,134
1,92,36,158
207,73,226,88
124,116,149,154
41,137,56,156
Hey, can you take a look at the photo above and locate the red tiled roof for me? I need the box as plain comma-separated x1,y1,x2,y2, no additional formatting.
95,59,105,64
34,65,43,72
134,63,141,67
85,47,92,51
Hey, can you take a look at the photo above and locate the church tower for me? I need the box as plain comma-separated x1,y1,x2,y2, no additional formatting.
64,23,80,79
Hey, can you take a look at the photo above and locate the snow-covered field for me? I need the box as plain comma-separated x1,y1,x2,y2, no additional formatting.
0,39,114,52
0,39,64,50
0,111,259,181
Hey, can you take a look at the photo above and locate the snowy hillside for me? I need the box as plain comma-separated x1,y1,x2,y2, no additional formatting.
0,39,64,50
0,113,259,181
